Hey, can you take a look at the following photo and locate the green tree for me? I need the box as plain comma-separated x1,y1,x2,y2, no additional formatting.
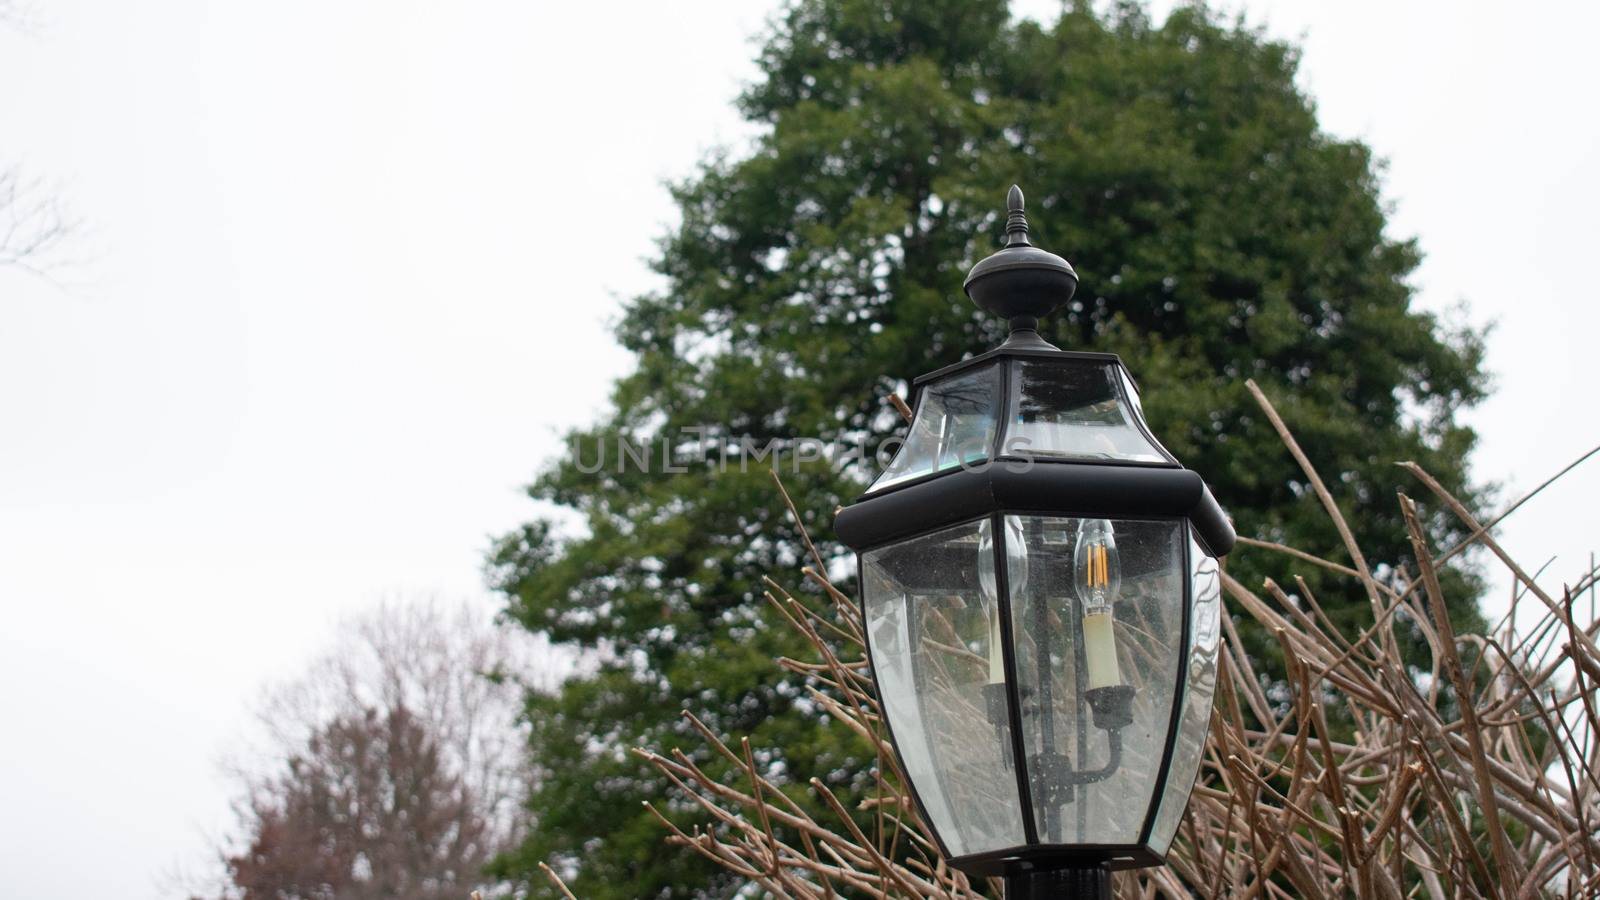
490,2,1487,895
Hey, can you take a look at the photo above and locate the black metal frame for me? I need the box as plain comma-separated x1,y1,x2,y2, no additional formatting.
855,512,1202,881
910,347,1125,390
839,459,1234,558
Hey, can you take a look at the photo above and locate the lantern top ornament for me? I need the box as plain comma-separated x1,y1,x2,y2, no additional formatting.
964,185,1078,342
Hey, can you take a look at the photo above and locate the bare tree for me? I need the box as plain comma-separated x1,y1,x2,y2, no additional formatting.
247,597,549,845
2,5,80,283
222,704,490,900
201,596,559,900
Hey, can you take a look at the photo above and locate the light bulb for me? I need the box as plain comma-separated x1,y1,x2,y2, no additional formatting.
1073,518,1121,608
1074,519,1123,690
978,518,1028,685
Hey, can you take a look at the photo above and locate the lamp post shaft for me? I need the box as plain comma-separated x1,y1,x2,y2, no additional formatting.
1004,866,1110,900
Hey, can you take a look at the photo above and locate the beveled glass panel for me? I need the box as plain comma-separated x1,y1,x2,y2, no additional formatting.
1003,360,1170,463
862,519,1026,856
871,365,998,492
1005,515,1185,845
1116,365,1176,461
1148,532,1222,854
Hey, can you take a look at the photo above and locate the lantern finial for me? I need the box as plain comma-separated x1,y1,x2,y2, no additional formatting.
964,184,1078,343
1005,184,1029,247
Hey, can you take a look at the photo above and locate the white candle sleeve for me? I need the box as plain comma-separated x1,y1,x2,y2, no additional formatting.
1082,609,1121,689
988,608,1006,684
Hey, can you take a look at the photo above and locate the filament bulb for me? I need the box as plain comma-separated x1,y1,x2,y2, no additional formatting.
1073,518,1121,610
1074,519,1124,690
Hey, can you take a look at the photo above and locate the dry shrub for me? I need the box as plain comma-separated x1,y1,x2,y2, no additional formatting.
598,382,1600,899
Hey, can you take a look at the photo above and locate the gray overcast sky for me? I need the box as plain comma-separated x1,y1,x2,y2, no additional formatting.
1,1,1597,897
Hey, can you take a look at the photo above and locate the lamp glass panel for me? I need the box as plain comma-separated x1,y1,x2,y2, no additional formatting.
1003,360,1170,463
1116,365,1175,461
871,365,998,492
1005,515,1185,845
1147,532,1223,853
862,519,1026,857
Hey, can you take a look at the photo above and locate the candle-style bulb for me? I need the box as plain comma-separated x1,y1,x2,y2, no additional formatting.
1074,519,1123,689
1073,518,1121,608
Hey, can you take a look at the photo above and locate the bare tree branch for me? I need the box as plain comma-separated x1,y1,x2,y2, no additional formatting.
0,165,80,287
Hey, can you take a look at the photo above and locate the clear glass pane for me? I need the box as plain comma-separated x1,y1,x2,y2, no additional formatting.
862,519,1026,857
1003,360,1170,463
1116,366,1175,460
871,365,998,492
1148,531,1222,854
1006,515,1185,845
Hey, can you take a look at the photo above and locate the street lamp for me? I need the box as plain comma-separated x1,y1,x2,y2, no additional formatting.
834,186,1234,899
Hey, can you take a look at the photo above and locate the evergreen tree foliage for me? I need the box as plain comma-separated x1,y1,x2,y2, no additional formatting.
490,2,1488,895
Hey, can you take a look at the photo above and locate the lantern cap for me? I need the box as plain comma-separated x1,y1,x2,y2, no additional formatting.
964,185,1079,334
835,461,1235,557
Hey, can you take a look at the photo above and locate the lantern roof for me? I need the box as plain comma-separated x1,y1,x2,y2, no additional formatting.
910,345,1126,389
838,185,1236,558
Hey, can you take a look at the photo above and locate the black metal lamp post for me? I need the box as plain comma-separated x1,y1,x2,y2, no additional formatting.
834,186,1235,899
